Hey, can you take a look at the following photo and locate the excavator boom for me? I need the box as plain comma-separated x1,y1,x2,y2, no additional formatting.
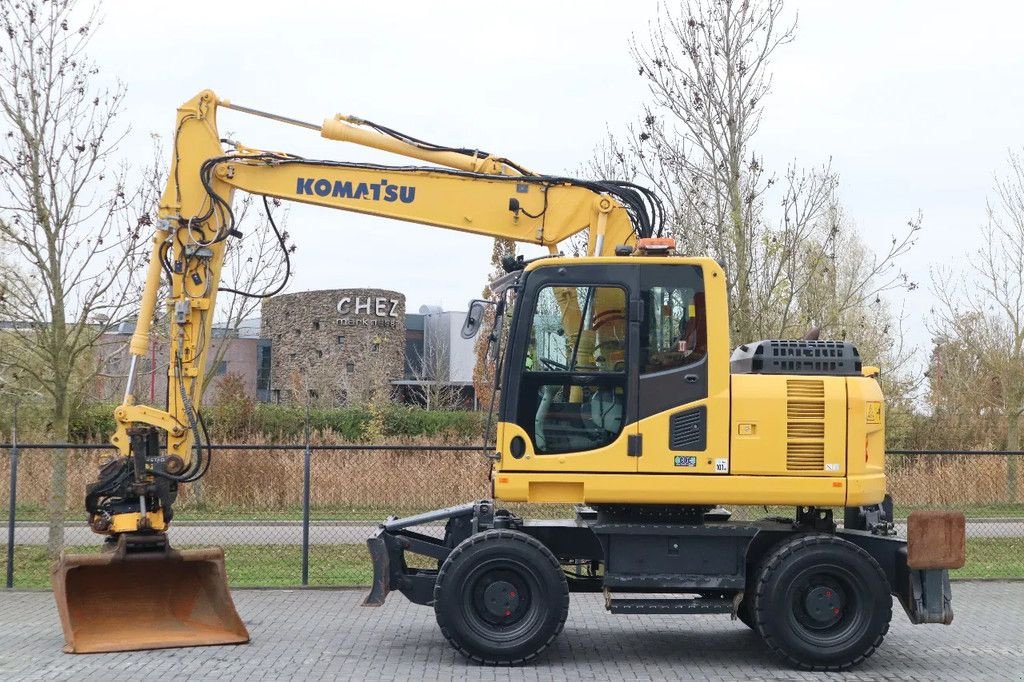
54,89,657,654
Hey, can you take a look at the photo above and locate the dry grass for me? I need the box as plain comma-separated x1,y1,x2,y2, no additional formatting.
0,433,493,516
886,455,1024,507
0,441,1021,517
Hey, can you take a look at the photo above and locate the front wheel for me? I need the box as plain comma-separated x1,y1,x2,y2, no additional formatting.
753,534,892,671
433,529,568,665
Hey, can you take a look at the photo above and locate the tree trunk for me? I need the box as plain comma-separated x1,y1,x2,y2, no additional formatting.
1007,411,1020,504
45,408,70,559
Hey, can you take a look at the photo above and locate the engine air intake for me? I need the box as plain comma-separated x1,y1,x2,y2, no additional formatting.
786,379,826,471
729,340,862,376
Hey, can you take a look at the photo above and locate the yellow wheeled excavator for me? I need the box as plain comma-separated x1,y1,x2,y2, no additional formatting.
54,90,964,671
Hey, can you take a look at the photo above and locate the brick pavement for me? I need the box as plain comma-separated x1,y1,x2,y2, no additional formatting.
0,582,1020,681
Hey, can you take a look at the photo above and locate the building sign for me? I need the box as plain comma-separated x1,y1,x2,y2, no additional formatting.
336,296,401,328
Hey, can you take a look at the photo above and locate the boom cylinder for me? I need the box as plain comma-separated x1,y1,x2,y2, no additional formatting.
128,222,171,358
320,116,524,176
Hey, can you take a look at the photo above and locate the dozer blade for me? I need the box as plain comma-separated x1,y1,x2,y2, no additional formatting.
52,540,249,654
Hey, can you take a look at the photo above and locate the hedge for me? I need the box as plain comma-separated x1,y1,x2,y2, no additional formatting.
69,402,484,443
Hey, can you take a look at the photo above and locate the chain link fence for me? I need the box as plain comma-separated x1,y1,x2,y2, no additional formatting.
1,441,1021,588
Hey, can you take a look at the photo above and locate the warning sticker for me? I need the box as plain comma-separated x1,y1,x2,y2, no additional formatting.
825,463,840,472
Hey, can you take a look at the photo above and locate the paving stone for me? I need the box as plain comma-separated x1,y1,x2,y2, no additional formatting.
0,582,1021,681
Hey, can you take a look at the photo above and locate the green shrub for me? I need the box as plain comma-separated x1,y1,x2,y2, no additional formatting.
69,401,483,443
248,404,483,442
209,373,256,438
69,403,118,442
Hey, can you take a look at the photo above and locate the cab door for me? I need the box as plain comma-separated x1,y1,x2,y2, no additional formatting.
497,263,641,474
635,263,729,474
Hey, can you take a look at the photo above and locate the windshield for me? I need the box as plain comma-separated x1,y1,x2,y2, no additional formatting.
528,285,626,373
518,284,628,454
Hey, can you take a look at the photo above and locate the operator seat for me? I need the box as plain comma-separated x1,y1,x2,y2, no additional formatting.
678,292,707,355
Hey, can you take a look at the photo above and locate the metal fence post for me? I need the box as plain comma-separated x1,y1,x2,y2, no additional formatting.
6,404,19,589
301,402,311,586
1008,455,1019,504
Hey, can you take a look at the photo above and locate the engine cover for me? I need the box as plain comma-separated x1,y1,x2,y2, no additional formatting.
730,340,862,376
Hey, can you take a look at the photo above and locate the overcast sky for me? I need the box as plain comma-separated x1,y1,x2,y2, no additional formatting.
86,0,1024,353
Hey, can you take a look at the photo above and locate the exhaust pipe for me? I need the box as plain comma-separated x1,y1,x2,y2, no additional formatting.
52,537,249,654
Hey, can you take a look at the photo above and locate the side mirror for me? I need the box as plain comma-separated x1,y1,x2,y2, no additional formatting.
461,299,491,339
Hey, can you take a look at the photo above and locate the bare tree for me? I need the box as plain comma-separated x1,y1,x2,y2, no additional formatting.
0,0,151,556
408,314,464,411
925,327,1004,451
599,0,918,347
201,194,293,399
929,150,1024,500
630,0,797,339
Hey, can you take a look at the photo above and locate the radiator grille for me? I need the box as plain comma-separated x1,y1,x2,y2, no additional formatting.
669,407,706,451
786,379,825,398
787,442,825,455
788,422,825,439
787,402,825,420
786,380,826,471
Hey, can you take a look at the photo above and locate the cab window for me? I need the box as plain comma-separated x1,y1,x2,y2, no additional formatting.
642,274,706,374
518,285,627,454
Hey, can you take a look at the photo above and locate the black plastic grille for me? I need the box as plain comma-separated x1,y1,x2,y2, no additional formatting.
669,406,707,451
730,340,862,376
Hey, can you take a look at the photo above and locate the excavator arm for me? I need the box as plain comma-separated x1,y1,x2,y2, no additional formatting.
112,91,652,479
53,89,660,653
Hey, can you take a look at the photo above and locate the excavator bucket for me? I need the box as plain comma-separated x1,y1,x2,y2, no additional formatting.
52,540,249,654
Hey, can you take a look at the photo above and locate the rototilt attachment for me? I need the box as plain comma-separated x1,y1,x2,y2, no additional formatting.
52,534,249,654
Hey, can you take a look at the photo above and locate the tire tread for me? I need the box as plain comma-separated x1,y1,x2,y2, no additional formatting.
433,528,569,666
753,533,892,672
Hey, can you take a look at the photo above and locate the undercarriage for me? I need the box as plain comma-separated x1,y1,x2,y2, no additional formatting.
365,500,960,670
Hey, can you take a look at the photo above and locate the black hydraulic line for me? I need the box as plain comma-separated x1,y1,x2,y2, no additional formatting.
196,153,655,244
220,196,292,299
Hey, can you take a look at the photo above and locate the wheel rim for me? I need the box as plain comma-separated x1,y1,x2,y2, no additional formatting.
785,565,868,648
460,557,545,643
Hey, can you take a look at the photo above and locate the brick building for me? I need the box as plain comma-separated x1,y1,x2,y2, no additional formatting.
261,289,406,404
89,288,476,408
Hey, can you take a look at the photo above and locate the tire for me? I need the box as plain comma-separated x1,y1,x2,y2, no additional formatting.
753,534,892,671
735,565,758,630
736,594,756,630
433,529,569,665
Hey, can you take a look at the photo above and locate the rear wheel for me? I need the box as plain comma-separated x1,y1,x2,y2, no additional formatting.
736,564,758,630
736,594,756,630
753,534,892,671
433,529,568,665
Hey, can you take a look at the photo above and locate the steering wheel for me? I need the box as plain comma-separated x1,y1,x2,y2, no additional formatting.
539,357,568,371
